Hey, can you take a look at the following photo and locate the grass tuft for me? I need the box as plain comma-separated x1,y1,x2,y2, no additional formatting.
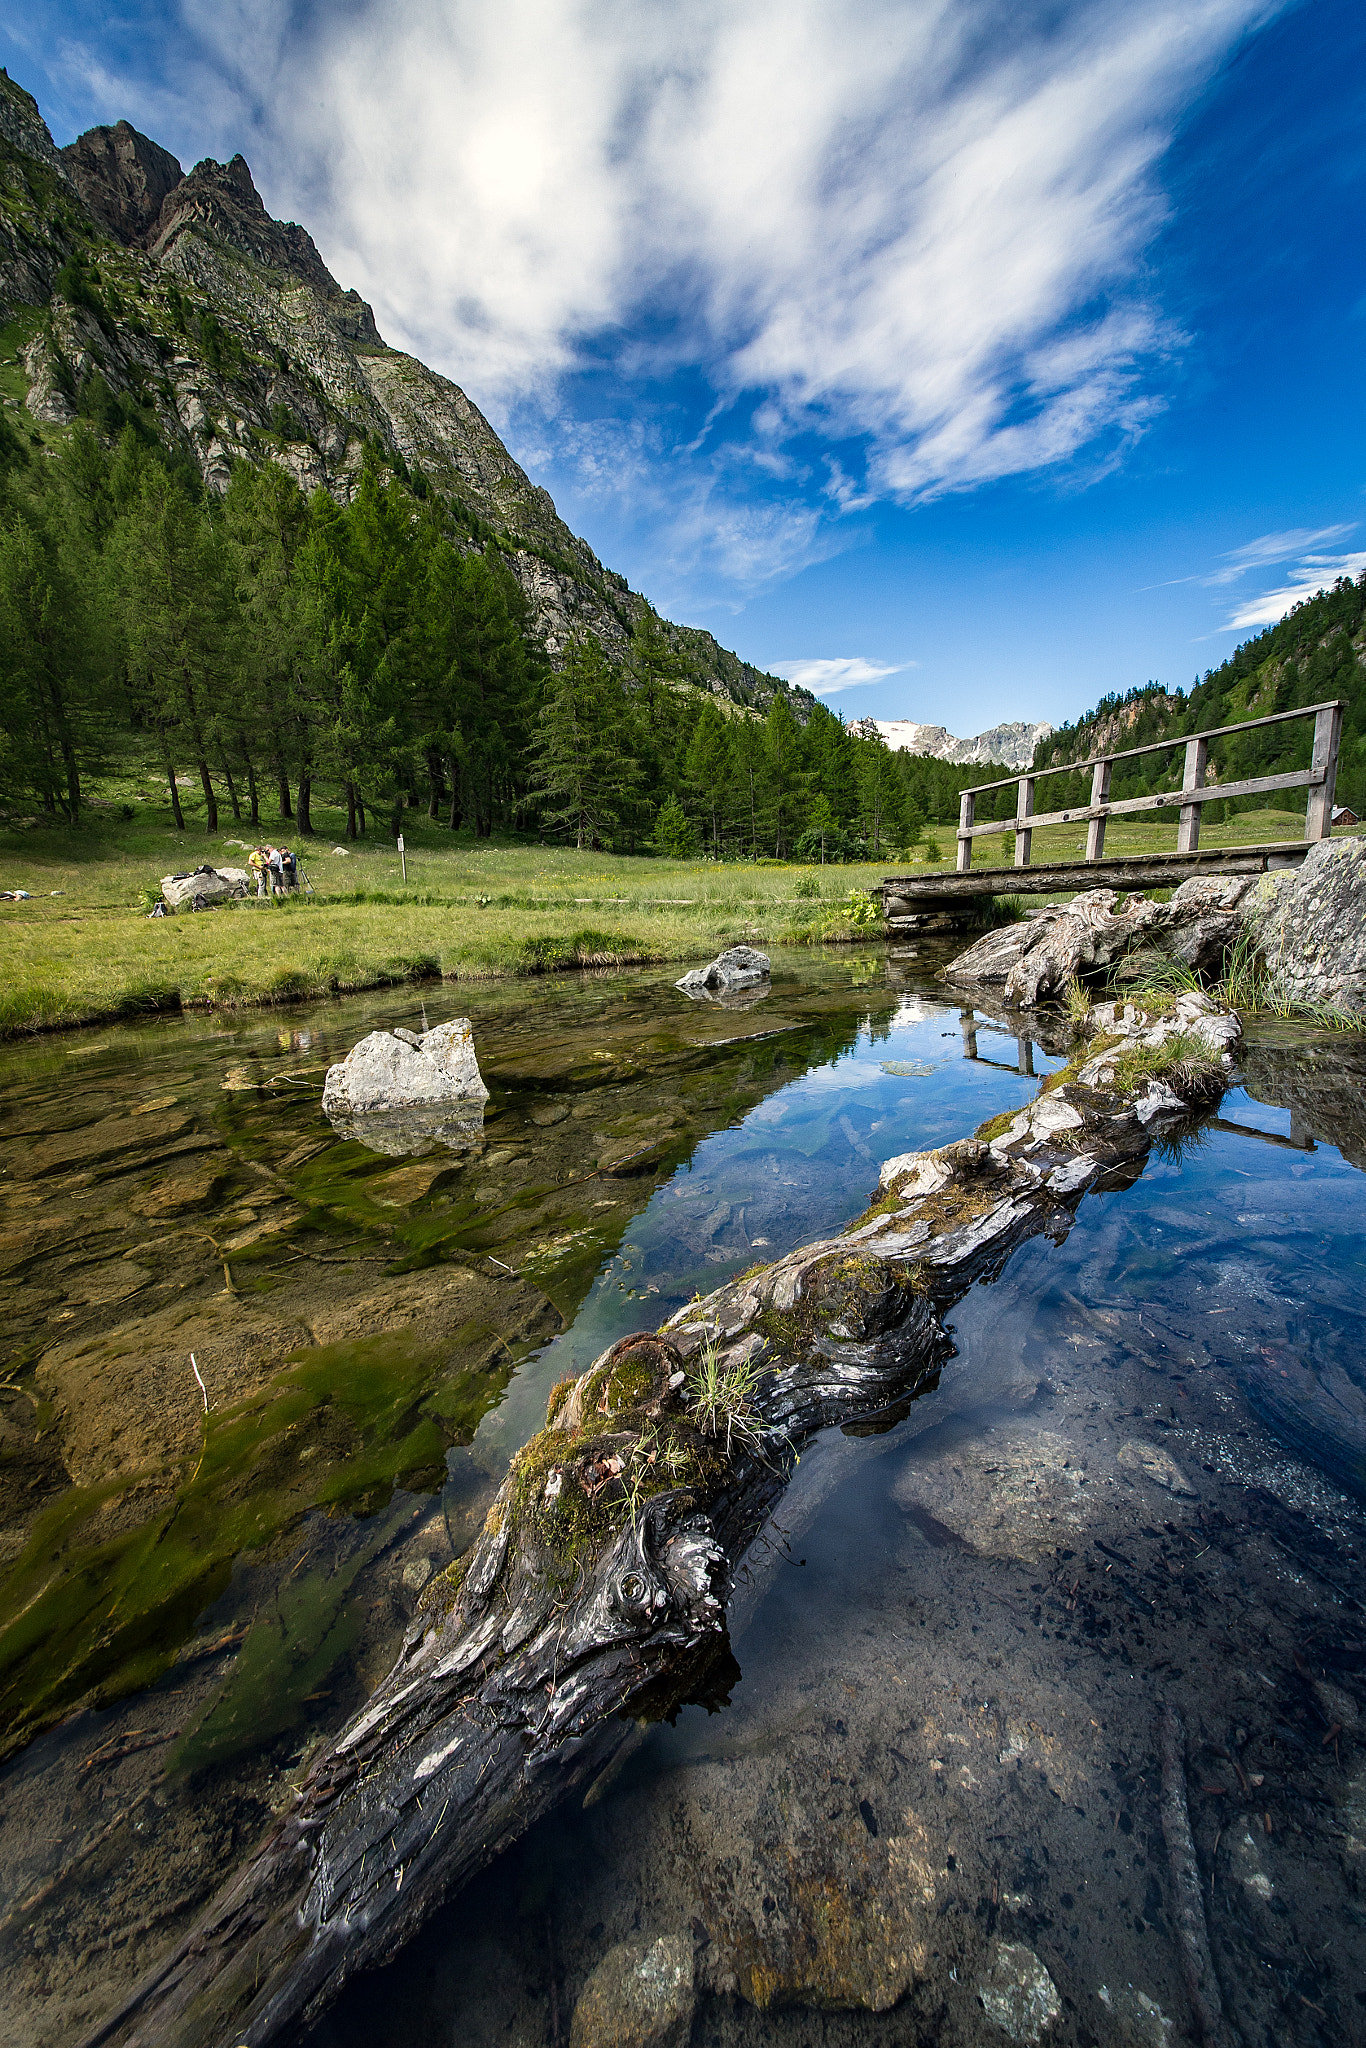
686,1334,766,1456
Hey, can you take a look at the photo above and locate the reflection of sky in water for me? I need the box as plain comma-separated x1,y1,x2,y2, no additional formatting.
471,994,1063,1459
324,1052,1366,2048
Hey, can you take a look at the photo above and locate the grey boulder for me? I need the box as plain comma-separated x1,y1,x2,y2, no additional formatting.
943,891,1162,1005
160,865,249,910
675,945,770,995
322,1019,489,1142
1244,836,1366,1012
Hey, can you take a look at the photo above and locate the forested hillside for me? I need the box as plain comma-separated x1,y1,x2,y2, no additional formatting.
1022,575,1366,825
0,68,1014,860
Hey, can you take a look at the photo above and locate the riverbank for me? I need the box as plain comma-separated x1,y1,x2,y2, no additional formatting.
0,829,894,1036
0,802,1342,1037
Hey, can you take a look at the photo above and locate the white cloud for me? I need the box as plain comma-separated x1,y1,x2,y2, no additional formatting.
1224,551,1366,631
46,0,1281,578
771,657,914,694
1205,523,1358,585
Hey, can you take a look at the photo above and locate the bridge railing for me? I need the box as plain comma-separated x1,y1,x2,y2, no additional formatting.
954,699,1346,874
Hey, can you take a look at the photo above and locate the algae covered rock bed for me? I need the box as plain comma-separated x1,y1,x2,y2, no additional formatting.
0,944,1062,2045
2,950,1364,2048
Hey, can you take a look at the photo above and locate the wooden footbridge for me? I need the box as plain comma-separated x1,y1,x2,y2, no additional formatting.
882,698,1345,923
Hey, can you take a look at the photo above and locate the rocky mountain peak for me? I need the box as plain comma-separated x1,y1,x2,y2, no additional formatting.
60,120,185,248
148,150,382,344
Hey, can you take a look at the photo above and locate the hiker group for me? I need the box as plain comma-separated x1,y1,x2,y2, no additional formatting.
247,844,299,898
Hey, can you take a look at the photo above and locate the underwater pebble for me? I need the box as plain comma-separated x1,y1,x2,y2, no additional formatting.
978,1941,1061,2042
1116,1439,1196,1496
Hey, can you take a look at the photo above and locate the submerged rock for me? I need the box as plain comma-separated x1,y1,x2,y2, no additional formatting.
977,1942,1061,2042
1116,1438,1196,1496
675,945,770,996
1096,1983,1175,2048
893,1426,1098,1560
569,1936,694,2048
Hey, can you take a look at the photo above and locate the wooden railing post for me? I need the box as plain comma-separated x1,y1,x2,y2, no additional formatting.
1304,703,1343,840
1086,758,1111,860
1014,776,1034,868
1177,737,1208,854
957,789,975,872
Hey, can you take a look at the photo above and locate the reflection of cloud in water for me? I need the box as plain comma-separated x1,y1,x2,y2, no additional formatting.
801,1061,887,1090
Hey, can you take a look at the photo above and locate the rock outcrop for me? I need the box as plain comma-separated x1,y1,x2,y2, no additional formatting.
944,874,1265,1006
1244,837,1366,1011
59,121,185,248
943,846,1366,1018
944,891,1163,1005
675,946,770,996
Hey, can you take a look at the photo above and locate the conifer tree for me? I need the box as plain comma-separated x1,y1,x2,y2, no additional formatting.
686,699,732,855
857,731,904,856
764,695,800,857
528,635,636,848
115,463,230,831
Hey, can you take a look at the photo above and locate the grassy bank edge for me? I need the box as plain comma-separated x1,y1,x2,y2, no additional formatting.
0,918,890,1041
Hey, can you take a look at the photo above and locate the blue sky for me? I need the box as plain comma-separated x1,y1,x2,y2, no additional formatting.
5,0,1364,734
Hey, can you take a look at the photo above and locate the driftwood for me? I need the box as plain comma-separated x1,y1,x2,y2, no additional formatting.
83,994,1239,2048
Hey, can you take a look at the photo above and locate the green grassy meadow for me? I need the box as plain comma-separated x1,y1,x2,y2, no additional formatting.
0,777,894,1034
0,766,1352,1038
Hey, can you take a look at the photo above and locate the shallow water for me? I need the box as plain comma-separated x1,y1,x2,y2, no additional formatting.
2,955,1364,2046
306,1034,1366,2048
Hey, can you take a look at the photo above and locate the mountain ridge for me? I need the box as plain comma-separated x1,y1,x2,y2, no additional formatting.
1028,577,1366,818
0,69,813,718
870,717,1052,769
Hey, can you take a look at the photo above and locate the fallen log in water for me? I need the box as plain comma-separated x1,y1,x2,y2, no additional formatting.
83,993,1239,2048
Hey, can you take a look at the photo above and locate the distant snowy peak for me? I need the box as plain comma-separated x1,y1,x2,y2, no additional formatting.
870,718,1054,770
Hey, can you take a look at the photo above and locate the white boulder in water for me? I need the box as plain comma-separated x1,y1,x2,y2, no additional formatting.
675,944,770,995
322,1019,489,1118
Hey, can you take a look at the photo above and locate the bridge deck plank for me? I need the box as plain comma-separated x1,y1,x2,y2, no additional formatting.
882,840,1309,906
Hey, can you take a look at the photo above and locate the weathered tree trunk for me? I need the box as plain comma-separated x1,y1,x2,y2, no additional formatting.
163,754,184,832
296,771,313,836
197,760,217,834
81,996,1239,2048
344,781,358,839
220,757,242,821
240,740,260,827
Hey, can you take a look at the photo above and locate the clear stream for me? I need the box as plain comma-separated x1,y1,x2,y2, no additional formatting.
0,948,1363,2047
